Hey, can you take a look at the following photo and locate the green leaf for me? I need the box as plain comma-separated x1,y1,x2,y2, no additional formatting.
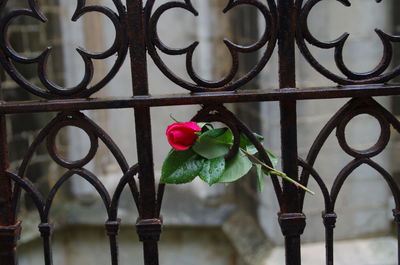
161,149,204,184
203,128,226,137
162,149,195,177
193,128,232,159
240,133,264,147
246,146,258,155
255,164,265,192
214,128,233,144
199,156,225,185
219,150,253,183
197,122,207,128
265,148,278,168
201,123,214,132
240,133,265,155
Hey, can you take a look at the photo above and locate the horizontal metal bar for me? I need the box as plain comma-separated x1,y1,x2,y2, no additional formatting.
1,84,400,114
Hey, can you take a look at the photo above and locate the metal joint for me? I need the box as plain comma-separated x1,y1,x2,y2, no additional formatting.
393,209,400,223
0,221,21,249
38,223,53,238
322,212,337,228
278,213,306,237
136,218,163,242
105,219,121,236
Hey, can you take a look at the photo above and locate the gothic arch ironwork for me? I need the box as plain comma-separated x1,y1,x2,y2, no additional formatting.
0,0,399,265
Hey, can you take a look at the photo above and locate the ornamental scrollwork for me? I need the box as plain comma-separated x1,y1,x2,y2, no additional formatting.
296,0,400,85
0,0,128,99
145,0,278,92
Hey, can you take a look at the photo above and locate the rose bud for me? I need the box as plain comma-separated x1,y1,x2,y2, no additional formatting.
166,122,201,151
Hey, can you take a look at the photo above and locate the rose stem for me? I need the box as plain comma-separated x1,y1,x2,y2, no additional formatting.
241,149,315,195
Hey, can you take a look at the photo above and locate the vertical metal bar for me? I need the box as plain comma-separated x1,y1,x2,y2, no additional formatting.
126,1,161,265
278,0,296,90
127,0,149,96
39,223,53,265
0,115,12,227
393,210,400,265
106,220,121,265
323,212,336,265
277,1,305,265
0,114,19,265
325,227,334,265
127,0,155,217
127,0,157,219
134,107,156,219
398,222,400,265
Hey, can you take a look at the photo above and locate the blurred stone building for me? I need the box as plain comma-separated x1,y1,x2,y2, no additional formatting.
1,0,399,264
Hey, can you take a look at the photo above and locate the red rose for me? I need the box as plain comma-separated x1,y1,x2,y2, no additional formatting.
166,122,201,151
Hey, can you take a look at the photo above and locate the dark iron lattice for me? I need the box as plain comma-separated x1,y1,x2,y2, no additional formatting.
0,0,399,265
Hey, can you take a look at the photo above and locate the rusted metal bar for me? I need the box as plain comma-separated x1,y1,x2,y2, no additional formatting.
393,210,400,264
323,212,337,265
0,114,20,265
127,0,156,215
0,221,21,265
39,223,53,265
1,85,400,115
127,0,161,264
278,0,305,264
0,115,12,227
136,218,162,265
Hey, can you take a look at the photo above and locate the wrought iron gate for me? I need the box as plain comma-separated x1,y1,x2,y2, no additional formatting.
0,0,399,265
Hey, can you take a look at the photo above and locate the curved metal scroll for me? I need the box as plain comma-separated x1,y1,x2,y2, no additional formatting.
0,0,128,99
145,0,278,92
296,0,400,85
